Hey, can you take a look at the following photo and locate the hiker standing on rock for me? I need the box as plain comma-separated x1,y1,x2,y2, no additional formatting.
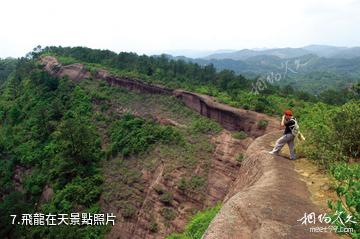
268,109,298,160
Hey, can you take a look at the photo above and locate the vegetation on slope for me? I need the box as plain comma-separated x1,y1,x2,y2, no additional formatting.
166,203,221,239
187,53,360,94
0,46,358,238
0,56,213,238
0,58,17,86
0,58,109,238
39,46,360,107
37,46,359,238
109,113,182,157
80,77,220,229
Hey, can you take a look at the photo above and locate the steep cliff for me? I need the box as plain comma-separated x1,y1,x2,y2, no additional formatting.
39,56,339,239
40,56,278,138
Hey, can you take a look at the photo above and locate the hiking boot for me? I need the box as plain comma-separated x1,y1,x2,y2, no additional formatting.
268,150,279,156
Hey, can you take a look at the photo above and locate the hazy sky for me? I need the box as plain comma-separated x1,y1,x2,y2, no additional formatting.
1,0,360,58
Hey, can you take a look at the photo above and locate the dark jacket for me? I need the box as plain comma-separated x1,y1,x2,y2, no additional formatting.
284,117,295,135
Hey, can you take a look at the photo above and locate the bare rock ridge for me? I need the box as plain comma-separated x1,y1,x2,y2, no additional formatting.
202,131,339,239
173,90,278,138
40,56,278,138
40,56,339,238
42,55,91,81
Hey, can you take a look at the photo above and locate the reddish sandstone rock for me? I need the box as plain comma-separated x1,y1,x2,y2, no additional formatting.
41,55,90,81
203,131,340,239
173,90,279,137
40,56,279,138
205,131,253,207
40,56,337,239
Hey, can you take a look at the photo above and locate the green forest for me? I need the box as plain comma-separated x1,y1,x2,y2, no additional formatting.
0,46,359,238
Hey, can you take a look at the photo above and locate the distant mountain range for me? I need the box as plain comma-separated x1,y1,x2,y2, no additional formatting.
206,45,360,60
168,45,360,60
164,45,360,94
163,49,236,59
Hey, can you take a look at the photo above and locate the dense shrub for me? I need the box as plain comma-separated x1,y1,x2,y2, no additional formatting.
149,220,158,233
297,101,360,238
188,176,206,191
236,153,245,162
0,60,106,238
233,131,247,140
110,114,182,156
328,163,359,238
257,119,269,129
178,178,187,191
166,203,221,239
161,208,176,221
121,204,137,219
331,101,360,158
160,192,173,205
190,117,222,134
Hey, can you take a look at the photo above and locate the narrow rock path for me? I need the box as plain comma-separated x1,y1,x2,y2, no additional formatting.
203,131,340,239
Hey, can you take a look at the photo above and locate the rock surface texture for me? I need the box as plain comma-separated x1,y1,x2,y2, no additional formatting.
40,56,278,138
40,56,340,239
203,131,339,239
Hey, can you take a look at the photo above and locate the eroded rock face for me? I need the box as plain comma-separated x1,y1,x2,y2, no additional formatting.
202,131,340,239
40,56,340,239
41,55,90,81
102,75,174,95
173,90,278,137
40,56,279,138
102,159,208,239
205,131,253,207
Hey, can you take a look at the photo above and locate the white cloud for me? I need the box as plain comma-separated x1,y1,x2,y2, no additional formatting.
0,0,359,57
